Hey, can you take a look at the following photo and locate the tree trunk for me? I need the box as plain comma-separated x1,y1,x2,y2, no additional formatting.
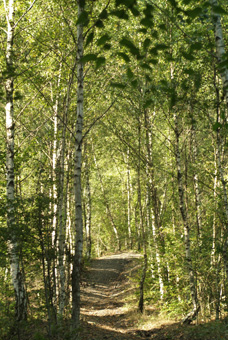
84,142,92,260
94,152,121,251
58,61,77,317
144,108,164,300
126,148,133,249
137,116,147,313
174,114,199,323
71,0,84,335
190,118,202,243
211,0,228,107
5,0,27,322
211,0,228,282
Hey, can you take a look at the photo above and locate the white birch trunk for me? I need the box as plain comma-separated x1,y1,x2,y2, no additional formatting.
191,121,202,242
211,0,228,106
137,117,148,313
211,154,218,265
51,71,61,313
151,215,164,300
84,143,92,259
58,62,76,317
211,0,228,280
144,108,164,300
72,0,84,333
5,0,27,321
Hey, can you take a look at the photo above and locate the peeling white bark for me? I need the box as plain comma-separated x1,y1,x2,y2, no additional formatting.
84,143,92,259
5,0,27,322
211,0,228,107
211,0,228,280
72,0,84,333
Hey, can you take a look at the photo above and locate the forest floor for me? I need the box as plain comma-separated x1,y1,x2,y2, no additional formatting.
5,252,228,339
79,252,228,340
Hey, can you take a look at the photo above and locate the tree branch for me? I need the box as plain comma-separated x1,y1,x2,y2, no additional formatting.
14,0,38,29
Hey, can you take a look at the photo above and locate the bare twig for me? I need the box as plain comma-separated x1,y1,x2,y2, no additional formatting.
14,0,38,29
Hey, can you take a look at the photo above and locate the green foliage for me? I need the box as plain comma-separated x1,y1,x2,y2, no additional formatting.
85,32,94,47
77,10,89,25
1,0,228,333
119,37,141,58
97,34,111,46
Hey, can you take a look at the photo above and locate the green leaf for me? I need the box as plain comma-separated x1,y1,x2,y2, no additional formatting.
144,99,153,108
110,82,126,89
148,58,158,65
140,17,153,27
168,0,178,8
120,38,141,57
14,91,23,100
170,90,177,109
140,63,152,71
149,47,158,56
183,68,195,75
111,9,129,20
115,0,135,7
185,7,202,18
96,57,106,69
158,24,166,30
77,10,89,25
166,53,175,61
85,32,94,47
213,5,228,15
213,122,222,131
156,43,169,50
218,60,228,69
144,4,154,15
126,67,134,79
97,34,110,46
221,111,226,120
190,42,202,51
194,74,201,91
117,52,130,62
145,74,152,82
99,9,108,19
160,79,169,88
152,30,158,39
80,53,97,63
143,38,151,51
130,6,140,17
131,79,138,88
95,19,104,28
103,43,112,50
182,0,192,4
79,0,85,7
182,51,194,61
138,28,147,33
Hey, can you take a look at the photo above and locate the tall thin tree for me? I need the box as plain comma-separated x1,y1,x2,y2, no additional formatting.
4,0,27,322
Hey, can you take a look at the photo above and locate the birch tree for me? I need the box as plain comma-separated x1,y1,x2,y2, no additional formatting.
211,0,228,282
4,0,27,322
174,113,199,324
71,0,85,335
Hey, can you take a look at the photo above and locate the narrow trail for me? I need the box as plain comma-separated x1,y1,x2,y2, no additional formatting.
79,252,226,340
80,252,144,340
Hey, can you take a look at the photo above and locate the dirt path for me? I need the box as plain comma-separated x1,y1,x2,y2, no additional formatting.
80,252,143,340
79,252,228,340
